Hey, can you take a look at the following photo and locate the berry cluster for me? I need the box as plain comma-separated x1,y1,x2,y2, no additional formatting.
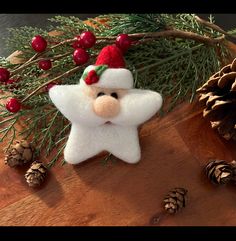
72,31,96,65
1,30,133,113
72,32,132,65
31,35,52,71
0,68,20,113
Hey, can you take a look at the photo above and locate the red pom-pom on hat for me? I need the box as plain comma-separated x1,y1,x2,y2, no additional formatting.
85,70,99,85
95,45,125,68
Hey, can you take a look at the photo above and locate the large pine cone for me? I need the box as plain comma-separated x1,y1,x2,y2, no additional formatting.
4,140,34,167
163,187,188,214
205,160,233,185
197,58,236,140
25,161,47,187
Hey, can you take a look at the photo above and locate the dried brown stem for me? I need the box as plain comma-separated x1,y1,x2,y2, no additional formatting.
50,38,76,50
12,28,225,77
14,52,40,72
11,38,76,76
97,29,225,45
22,65,82,103
11,52,72,76
25,52,41,64
19,28,227,103
195,15,236,39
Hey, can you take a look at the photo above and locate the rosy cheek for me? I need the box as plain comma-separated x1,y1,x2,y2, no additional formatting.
82,87,97,99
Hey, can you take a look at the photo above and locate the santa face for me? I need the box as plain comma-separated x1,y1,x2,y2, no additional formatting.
86,85,127,119
49,82,162,164
49,84,162,128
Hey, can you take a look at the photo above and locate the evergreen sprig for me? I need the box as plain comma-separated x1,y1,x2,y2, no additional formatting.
0,14,235,167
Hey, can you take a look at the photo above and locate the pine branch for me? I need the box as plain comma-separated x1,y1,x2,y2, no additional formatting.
46,142,66,168
21,65,83,103
98,30,225,45
11,51,71,76
14,28,226,104
195,15,236,39
0,13,235,168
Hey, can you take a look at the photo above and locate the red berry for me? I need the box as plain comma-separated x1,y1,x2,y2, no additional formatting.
6,98,21,113
73,48,89,65
0,68,10,82
85,70,99,85
38,59,52,70
115,34,132,53
45,83,57,91
79,31,96,49
72,38,83,49
31,35,47,52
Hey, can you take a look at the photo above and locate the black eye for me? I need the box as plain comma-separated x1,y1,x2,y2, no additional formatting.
97,92,105,98
111,92,118,99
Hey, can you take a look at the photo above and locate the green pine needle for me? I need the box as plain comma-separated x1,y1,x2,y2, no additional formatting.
0,14,234,167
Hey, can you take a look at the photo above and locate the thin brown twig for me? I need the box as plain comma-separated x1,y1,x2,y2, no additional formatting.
18,28,226,103
195,15,236,39
11,51,72,76
11,28,225,77
14,52,40,71
25,52,41,64
50,38,76,50
11,38,76,75
97,29,225,45
21,65,83,103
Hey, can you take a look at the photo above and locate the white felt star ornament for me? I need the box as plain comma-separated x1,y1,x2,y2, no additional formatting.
49,45,162,164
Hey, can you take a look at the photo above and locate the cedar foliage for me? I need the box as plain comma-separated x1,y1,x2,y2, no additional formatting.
0,14,235,167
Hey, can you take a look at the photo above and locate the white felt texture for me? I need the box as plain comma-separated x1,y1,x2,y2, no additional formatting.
49,85,105,127
49,82,163,165
80,65,134,89
64,124,140,164
112,89,163,126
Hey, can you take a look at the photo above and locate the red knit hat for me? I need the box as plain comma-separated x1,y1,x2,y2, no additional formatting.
95,45,126,68
80,45,133,89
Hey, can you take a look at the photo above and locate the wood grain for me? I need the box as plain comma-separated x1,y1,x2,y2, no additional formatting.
1,37,236,226
1,100,236,226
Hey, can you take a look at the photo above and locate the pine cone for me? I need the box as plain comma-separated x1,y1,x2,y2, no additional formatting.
205,160,233,185
25,161,47,187
229,160,236,184
197,58,236,140
4,140,34,167
163,187,188,214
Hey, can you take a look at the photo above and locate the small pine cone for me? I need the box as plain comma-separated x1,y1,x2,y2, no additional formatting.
229,160,236,184
197,58,236,141
25,161,47,187
163,187,188,214
4,140,34,167
205,160,233,185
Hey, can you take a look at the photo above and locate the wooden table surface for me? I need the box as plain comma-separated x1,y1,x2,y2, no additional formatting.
1,99,236,226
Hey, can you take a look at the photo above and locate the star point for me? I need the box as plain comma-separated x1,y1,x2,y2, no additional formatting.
49,84,162,165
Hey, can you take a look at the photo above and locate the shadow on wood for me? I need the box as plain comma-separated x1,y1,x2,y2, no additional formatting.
1,101,236,225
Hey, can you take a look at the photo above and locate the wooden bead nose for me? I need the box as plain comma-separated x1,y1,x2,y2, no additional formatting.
93,95,120,118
